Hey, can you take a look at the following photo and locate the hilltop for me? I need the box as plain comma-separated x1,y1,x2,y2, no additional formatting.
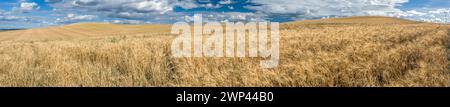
285,16,420,24
0,23,171,41
0,16,430,41
280,16,426,30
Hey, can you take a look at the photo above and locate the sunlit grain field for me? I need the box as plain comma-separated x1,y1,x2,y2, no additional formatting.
0,16,449,87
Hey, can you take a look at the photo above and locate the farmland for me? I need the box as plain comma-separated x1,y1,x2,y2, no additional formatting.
0,16,448,87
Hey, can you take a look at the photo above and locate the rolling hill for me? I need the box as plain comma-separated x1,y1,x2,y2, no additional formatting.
0,16,423,41
0,23,171,41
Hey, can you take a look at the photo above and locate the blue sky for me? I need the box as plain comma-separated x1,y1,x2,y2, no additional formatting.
1,0,450,29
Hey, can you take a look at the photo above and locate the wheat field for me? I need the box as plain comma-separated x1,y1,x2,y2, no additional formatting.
0,16,449,87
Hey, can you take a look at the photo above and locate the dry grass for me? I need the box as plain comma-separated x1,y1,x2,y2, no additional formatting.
0,23,171,41
0,16,449,87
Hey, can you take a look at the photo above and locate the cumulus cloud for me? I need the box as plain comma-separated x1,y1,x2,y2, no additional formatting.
42,0,421,24
16,2,40,12
399,8,450,23
245,0,450,23
127,0,173,14
56,13,97,23
41,0,202,22
172,0,200,9
245,0,409,19
69,0,199,14
40,0,200,24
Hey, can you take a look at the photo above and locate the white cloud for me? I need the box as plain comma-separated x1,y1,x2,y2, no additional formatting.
110,19,148,24
0,10,38,27
183,12,266,22
49,0,440,24
53,0,202,21
126,0,173,14
405,10,426,16
0,9,25,21
429,8,450,14
17,2,40,12
173,0,199,9
56,14,97,23
218,0,232,5
0,16,23,21
400,8,450,23
245,0,408,19
202,3,222,9
69,0,199,14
